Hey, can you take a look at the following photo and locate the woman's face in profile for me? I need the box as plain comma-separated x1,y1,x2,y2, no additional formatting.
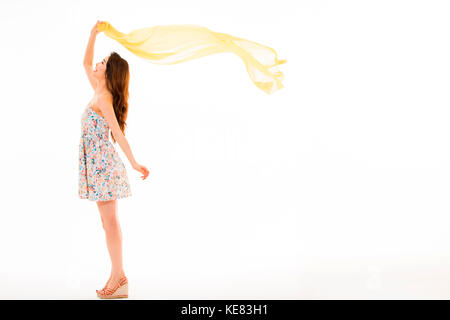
93,55,109,78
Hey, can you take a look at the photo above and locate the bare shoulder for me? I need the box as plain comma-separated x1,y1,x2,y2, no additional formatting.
97,92,114,114
98,92,113,105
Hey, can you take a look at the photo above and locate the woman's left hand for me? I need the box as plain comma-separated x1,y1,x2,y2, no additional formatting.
91,20,103,36
132,162,150,180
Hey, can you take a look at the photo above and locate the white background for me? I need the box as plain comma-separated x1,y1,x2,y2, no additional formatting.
1,0,450,299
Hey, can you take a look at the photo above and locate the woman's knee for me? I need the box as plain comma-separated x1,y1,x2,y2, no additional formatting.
97,200,118,231
100,210,119,229
102,216,119,231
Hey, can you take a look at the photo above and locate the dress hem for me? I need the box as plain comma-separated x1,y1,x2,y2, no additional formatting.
79,193,132,201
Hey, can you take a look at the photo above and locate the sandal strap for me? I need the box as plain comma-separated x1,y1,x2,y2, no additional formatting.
99,277,128,296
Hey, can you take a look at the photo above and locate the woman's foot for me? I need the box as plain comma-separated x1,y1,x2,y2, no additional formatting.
96,274,112,295
96,273,128,299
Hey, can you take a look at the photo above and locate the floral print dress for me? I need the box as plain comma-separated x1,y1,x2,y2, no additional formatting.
79,104,132,201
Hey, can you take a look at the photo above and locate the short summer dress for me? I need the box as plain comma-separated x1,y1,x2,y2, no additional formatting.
79,104,132,201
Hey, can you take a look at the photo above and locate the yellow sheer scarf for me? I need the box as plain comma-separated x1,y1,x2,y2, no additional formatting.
98,21,287,94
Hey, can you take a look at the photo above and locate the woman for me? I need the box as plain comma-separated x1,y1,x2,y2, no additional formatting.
79,20,150,299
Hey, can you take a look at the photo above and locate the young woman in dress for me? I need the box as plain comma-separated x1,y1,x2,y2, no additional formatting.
80,20,150,298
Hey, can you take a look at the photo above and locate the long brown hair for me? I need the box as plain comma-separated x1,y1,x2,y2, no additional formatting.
105,51,130,144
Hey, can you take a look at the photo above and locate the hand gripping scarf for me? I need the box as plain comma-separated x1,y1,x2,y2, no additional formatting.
98,21,287,94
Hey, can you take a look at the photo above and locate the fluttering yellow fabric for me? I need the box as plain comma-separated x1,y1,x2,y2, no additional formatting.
98,21,286,94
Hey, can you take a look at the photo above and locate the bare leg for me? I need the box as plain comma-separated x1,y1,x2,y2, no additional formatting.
96,199,126,290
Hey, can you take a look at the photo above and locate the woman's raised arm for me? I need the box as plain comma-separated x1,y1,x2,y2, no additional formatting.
83,21,102,90
83,21,102,66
